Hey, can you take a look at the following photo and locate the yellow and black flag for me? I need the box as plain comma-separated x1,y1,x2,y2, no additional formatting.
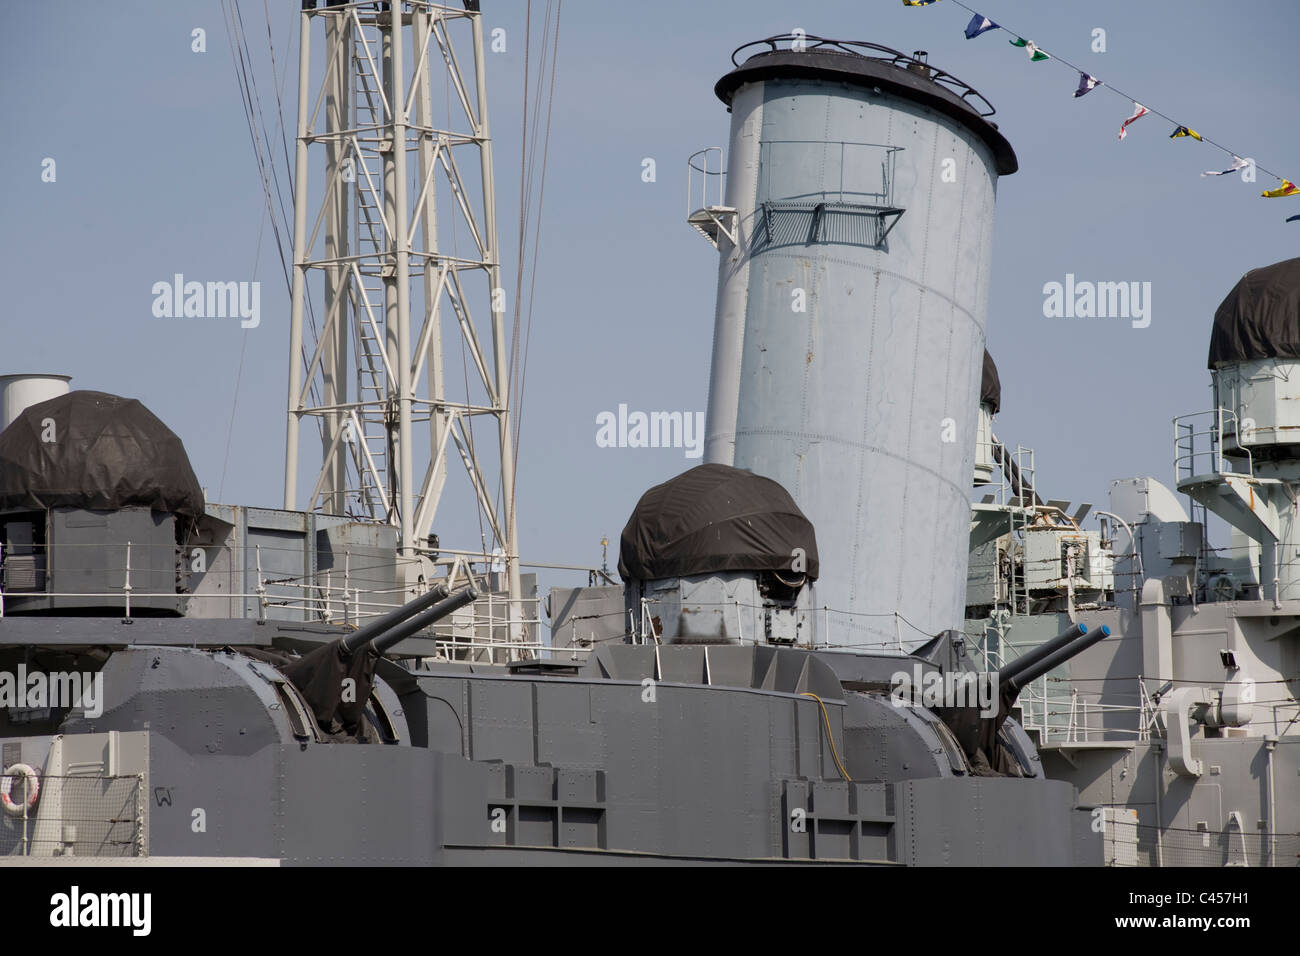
1170,126,1203,141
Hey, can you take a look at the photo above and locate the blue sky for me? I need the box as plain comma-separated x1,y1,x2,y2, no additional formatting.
2,0,1297,616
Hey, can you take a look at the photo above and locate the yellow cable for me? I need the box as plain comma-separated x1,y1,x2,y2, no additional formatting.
800,692,852,782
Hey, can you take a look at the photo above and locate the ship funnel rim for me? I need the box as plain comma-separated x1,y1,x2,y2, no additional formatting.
717,35,1018,176
729,36,994,115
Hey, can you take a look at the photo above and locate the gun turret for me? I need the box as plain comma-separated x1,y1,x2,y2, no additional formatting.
282,583,478,737
930,622,1113,777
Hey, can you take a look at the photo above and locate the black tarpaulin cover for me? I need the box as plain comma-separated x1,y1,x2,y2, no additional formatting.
0,390,205,518
1207,257,1300,368
280,641,378,736
618,463,819,581
981,349,1001,413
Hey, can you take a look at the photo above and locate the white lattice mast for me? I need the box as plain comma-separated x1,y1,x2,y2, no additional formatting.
284,0,522,634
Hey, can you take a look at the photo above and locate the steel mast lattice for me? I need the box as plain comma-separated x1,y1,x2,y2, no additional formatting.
284,0,523,642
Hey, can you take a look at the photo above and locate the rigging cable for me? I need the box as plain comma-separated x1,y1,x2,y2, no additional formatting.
511,0,562,503
220,1,324,425
218,0,303,499
497,0,562,528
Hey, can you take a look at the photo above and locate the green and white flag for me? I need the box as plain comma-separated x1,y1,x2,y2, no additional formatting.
1010,36,1050,61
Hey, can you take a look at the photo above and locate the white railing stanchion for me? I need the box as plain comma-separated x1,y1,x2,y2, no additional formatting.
123,541,132,618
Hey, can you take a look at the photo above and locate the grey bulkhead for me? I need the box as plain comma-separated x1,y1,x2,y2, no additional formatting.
31,637,1093,864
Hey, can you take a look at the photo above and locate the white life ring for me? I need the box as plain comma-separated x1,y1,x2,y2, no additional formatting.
0,763,39,817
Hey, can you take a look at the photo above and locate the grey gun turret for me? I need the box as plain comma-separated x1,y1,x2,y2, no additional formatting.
931,622,1112,776
283,584,478,736
977,623,1112,767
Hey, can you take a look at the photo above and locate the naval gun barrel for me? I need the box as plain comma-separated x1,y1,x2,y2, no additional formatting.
368,584,479,655
279,583,475,737
341,582,450,654
998,622,1087,686
999,624,1111,698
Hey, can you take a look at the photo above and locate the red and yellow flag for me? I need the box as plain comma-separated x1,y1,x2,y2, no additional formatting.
1262,180,1300,198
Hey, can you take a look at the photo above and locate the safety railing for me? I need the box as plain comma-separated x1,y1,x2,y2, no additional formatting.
685,146,736,248
757,139,902,208
686,146,726,217
970,441,1038,616
753,139,906,249
0,538,593,661
728,36,1000,118
1009,673,1159,746
1174,408,1254,482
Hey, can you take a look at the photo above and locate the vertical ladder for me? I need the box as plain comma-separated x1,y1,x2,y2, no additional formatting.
350,25,391,517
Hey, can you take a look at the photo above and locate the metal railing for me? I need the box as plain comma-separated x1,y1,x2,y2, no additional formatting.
1009,672,1160,746
686,146,726,216
0,538,570,661
756,139,902,209
685,146,737,248
1174,408,1254,481
728,36,1000,118
971,441,1038,616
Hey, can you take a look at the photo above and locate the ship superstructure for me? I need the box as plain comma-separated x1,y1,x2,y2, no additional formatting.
963,263,1300,866
0,21,1104,865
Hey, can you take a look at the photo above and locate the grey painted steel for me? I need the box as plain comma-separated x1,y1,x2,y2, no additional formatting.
1019,594,1300,864
967,505,1300,864
0,508,180,616
1,622,1100,865
623,571,812,645
895,777,1096,866
703,77,765,469
547,584,627,650
703,50,1011,649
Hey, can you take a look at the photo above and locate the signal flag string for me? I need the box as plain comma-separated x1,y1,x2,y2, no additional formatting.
903,0,1300,207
